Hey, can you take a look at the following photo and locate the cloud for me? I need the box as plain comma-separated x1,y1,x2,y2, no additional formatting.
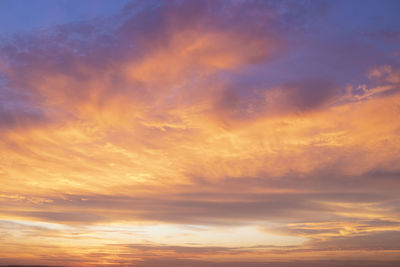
133,259,400,267
308,231,400,250
264,79,339,114
1,0,400,266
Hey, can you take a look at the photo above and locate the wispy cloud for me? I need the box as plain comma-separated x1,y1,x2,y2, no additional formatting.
1,0,400,266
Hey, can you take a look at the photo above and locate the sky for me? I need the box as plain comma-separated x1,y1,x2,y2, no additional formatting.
0,0,400,266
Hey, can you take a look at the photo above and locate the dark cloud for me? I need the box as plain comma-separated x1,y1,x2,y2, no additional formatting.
309,231,400,250
133,259,400,267
2,178,398,225
279,80,339,111
0,104,46,131
8,211,105,223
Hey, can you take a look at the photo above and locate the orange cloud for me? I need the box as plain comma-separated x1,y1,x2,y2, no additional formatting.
1,1,400,266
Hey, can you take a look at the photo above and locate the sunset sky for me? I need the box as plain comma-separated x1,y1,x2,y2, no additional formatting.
1,0,400,266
